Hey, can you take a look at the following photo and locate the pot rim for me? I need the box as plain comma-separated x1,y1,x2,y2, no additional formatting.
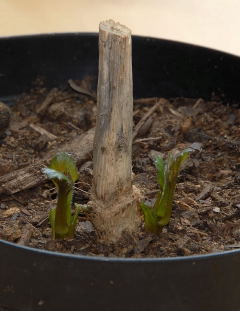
0,32,239,58
0,32,239,263
1,238,239,262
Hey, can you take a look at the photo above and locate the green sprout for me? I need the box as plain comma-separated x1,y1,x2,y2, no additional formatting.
42,152,80,239
140,148,192,233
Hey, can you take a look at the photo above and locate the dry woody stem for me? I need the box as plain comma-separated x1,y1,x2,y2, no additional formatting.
92,20,141,242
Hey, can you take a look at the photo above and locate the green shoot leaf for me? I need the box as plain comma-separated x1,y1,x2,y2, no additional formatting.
141,148,192,233
42,152,79,239
43,168,71,185
155,156,165,189
74,203,91,214
49,208,56,239
68,205,82,238
49,152,79,183
140,203,159,234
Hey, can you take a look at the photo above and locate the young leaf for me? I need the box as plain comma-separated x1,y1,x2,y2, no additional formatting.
49,208,56,239
49,152,79,183
68,205,82,238
140,202,159,234
42,168,71,185
141,148,192,233
155,156,165,189
42,152,79,239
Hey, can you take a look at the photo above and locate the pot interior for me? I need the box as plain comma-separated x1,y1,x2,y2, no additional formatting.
0,33,240,103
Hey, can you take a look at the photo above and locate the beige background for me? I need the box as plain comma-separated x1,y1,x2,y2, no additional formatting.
0,0,239,56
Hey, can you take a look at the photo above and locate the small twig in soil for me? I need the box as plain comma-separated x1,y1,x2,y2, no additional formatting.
21,208,31,216
75,181,91,187
168,107,183,118
36,215,49,227
0,195,24,206
196,184,212,201
17,223,34,245
47,186,57,193
224,244,240,250
36,88,58,116
188,227,208,237
223,209,240,221
64,122,81,131
29,123,57,141
68,79,96,99
133,102,161,140
134,97,158,105
145,189,159,195
73,187,91,195
175,200,193,211
133,109,140,117
134,136,162,144
193,98,204,109
11,195,25,205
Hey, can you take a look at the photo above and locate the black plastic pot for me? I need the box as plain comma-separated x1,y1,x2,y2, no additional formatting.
0,33,240,311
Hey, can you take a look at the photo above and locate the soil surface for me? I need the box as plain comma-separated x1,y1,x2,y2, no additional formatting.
0,79,239,258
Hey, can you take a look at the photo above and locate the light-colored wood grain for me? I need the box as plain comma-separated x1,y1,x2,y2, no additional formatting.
92,20,141,242
93,20,133,201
